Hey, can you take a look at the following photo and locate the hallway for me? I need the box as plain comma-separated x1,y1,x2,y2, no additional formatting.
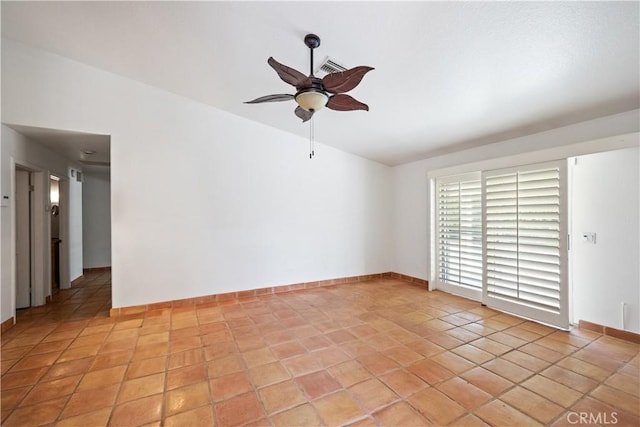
1,272,639,426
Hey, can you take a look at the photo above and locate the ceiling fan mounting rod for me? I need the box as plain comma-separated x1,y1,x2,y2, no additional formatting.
304,33,320,77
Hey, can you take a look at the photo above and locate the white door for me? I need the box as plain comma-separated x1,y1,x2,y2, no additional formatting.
16,169,31,309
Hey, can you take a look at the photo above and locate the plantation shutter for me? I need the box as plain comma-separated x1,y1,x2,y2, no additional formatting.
436,174,482,299
483,161,568,328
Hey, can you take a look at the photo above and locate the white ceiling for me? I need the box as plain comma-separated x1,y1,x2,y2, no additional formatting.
2,1,638,166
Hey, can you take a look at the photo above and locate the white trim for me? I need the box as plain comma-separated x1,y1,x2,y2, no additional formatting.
427,132,638,180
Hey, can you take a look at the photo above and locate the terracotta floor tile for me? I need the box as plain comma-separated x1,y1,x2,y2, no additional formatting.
249,361,291,388
117,372,165,403
210,370,253,401
125,355,167,379
520,343,565,363
453,413,491,426
28,338,73,355
282,353,322,377
2,366,37,390
56,408,111,427
501,349,551,372
243,347,277,368
20,374,81,406
541,365,599,394
486,331,529,348
1,386,30,411
408,387,466,425
328,360,373,388
2,395,68,427
445,326,482,344
357,352,400,376
295,370,341,399
165,381,211,417
564,396,639,427
326,329,358,345
8,351,61,372
58,344,101,362
259,379,306,414
460,367,513,396
606,371,640,397
215,391,265,426
68,332,108,348
131,342,169,361
502,326,544,342
522,375,583,407
299,334,333,351
475,399,544,427
470,337,512,356
110,393,163,426
312,347,348,368
406,339,445,357
4,273,640,427
379,369,428,398
164,404,214,427
452,343,495,365
166,363,207,390
271,341,307,359
555,356,611,381
501,386,564,424
382,345,424,366
431,351,476,374
90,349,132,371
590,384,640,416
373,401,433,426
208,354,245,378
341,340,377,358
61,383,120,418
270,403,323,426
314,390,366,426
77,364,127,390
408,358,455,385
482,357,534,383
436,377,492,410
349,378,398,412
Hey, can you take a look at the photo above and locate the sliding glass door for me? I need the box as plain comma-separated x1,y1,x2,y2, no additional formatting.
435,161,569,329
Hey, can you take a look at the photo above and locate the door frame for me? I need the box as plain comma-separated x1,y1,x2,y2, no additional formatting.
11,158,51,316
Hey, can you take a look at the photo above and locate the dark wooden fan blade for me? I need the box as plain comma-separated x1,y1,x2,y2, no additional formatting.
244,94,294,104
268,57,312,89
326,94,369,111
295,106,314,122
322,66,374,94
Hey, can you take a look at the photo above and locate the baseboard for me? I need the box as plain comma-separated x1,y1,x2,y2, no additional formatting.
1,316,15,333
579,320,640,344
110,272,429,317
70,275,84,287
83,266,111,274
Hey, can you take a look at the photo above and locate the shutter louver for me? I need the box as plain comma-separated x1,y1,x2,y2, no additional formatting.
437,178,482,291
485,167,561,314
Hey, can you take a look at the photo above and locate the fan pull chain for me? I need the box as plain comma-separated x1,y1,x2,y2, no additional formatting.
309,116,315,159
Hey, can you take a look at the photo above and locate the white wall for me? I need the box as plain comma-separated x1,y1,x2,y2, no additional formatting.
82,171,110,269
1,39,393,310
393,111,640,282
571,147,639,333
0,125,84,323
392,115,639,331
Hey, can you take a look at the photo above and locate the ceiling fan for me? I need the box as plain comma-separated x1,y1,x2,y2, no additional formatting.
245,34,374,122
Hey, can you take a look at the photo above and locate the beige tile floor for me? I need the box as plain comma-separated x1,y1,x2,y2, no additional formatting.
1,272,638,426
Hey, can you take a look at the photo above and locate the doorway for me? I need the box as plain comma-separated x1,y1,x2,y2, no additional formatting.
15,167,33,309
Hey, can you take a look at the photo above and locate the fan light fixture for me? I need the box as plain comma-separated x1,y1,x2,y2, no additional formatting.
295,89,329,112
245,33,374,158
